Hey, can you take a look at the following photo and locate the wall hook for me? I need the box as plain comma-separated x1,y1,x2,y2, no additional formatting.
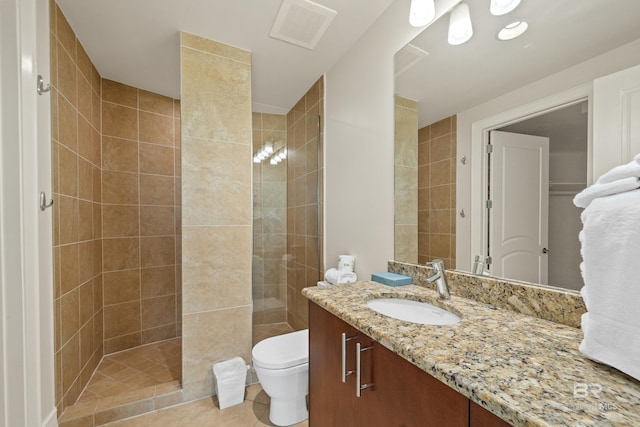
460,155,467,165
37,75,51,95
40,191,54,211
459,209,466,218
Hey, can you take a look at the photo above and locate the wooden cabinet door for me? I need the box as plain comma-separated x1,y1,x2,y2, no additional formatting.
309,301,360,425
361,342,469,427
470,401,512,427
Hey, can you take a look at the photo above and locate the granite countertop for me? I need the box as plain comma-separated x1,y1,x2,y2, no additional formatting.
302,281,640,427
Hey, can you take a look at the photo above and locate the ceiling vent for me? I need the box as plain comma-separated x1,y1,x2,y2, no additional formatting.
270,0,337,50
394,43,429,77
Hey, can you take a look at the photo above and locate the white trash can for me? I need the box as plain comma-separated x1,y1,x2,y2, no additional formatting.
213,357,247,409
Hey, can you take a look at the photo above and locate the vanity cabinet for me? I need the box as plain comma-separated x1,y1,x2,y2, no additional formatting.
309,301,470,426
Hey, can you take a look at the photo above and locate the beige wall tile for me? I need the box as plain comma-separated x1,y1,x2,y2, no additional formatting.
180,48,251,143
78,241,95,285
102,102,138,140
139,174,174,205
58,145,78,197
182,226,251,314
61,333,80,392
102,79,137,108
140,112,174,146
141,266,175,299
139,89,174,116
102,136,138,173
57,44,77,107
103,237,140,272
182,138,250,225
102,205,139,237
181,32,251,64
182,306,252,400
140,205,174,236
60,243,79,295
77,78,92,127
141,324,176,345
55,6,76,61
103,269,140,306
103,301,141,339
60,289,79,344
141,295,176,329
58,195,79,245
139,143,174,176
102,171,138,204
76,42,92,81
104,333,141,355
140,236,175,268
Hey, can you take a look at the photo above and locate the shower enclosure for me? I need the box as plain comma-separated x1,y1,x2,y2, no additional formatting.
252,96,322,344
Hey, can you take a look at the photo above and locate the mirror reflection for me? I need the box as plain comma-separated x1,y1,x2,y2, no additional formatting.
393,0,640,291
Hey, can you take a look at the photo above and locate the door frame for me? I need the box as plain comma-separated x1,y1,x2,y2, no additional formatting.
466,84,593,275
0,0,57,425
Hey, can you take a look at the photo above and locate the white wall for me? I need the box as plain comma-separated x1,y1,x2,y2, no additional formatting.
324,0,460,279
456,38,640,272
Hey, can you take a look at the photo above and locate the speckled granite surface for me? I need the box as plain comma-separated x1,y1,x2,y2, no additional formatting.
389,261,586,328
302,281,640,427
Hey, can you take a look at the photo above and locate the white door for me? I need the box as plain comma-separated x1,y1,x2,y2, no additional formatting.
489,131,549,284
593,63,640,179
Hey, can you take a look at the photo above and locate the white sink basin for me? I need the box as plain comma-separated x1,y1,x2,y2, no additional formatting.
366,298,461,325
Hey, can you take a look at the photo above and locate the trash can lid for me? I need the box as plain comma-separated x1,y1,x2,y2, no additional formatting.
252,329,308,370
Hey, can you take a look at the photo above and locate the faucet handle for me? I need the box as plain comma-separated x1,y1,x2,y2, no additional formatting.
426,259,445,271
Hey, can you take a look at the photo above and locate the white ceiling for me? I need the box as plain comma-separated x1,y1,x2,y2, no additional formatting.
56,0,640,122
394,0,640,127
56,0,395,113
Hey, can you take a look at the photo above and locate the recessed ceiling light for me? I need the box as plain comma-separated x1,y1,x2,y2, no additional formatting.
490,0,521,16
498,21,528,41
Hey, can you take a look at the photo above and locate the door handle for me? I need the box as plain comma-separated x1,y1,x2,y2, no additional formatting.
341,332,357,382
356,342,374,397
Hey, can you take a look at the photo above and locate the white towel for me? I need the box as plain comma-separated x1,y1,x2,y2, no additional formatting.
573,176,640,208
596,157,640,184
580,313,640,381
578,189,640,380
324,268,357,285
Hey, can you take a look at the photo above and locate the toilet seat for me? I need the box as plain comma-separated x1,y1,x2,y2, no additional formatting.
252,329,308,370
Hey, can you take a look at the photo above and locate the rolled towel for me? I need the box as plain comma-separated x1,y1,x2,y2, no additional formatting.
573,176,640,208
596,157,640,184
324,268,357,285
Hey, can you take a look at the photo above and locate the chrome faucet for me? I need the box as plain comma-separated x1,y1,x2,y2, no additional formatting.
425,259,450,299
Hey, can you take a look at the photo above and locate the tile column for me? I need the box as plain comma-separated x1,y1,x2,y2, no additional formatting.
180,32,253,400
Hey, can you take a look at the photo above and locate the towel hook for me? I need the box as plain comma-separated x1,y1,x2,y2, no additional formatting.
37,75,51,95
40,191,54,211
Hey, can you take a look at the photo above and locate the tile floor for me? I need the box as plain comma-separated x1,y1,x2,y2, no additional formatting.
60,324,301,426
101,384,309,427
77,338,182,404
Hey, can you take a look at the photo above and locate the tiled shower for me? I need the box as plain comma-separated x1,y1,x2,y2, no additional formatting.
51,3,181,418
52,0,324,422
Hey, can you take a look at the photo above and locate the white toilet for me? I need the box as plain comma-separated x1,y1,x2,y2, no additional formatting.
252,329,309,426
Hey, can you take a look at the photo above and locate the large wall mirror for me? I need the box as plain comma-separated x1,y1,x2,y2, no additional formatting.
393,0,640,292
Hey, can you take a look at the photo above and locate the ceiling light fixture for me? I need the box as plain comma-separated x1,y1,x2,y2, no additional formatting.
498,20,528,40
490,0,521,16
409,0,436,27
448,3,473,46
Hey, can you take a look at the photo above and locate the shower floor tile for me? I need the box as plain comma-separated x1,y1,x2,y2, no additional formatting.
59,338,183,427
77,337,182,404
